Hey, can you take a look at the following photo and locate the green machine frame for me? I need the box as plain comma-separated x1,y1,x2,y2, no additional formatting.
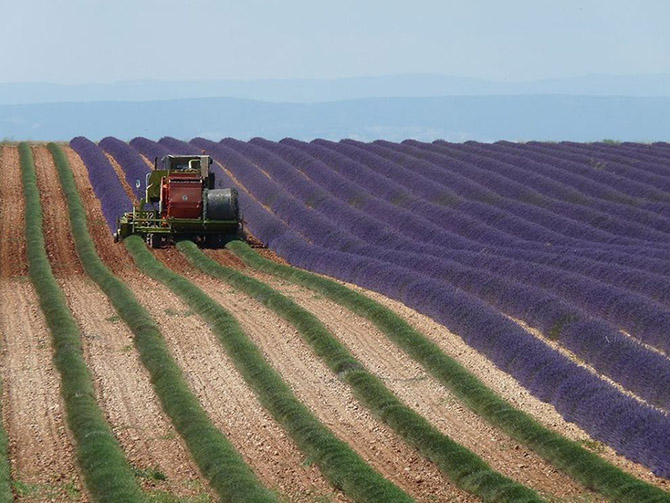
114,155,240,246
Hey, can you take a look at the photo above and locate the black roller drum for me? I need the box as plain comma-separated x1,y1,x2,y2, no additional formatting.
204,188,239,221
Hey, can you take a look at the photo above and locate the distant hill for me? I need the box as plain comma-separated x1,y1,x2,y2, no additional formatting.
2,73,670,105
1,95,668,142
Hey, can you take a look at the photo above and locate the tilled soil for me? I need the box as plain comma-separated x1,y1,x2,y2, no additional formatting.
11,142,666,503
0,146,85,502
104,152,138,205
33,145,214,500
0,146,28,279
126,274,350,503
65,146,131,276
238,267,599,501
216,159,668,493
335,275,670,491
65,146,348,502
160,249,480,502
511,315,667,414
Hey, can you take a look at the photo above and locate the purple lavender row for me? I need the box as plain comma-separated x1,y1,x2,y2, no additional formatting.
444,141,664,214
320,139,670,290
323,139,608,247
453,140,670,208
227,136,670,410
236,138,670,354
562,142,670,198
275,139,670,304
529,141,670,191
348,139,668,249
251,138,552,251
443,140,645,207
332,140,670,274
150,137,670,399
484,141,670,218
128,136,172,161
99,137,151,200
507,142,670,217
69,136,131,231
272,142,670,335
306,138,670,269
627,142,670,164
295,138,593,250
398,141,670,242
189,137,670,477
159,137,202,156
594,143,670,178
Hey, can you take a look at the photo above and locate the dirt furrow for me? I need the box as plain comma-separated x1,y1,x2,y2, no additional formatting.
64,146,131,276
34,145,213,500
215,260,598,501
104,152,138,205
332,273,670,490
161,250,480,503
65,146,347,502
0,145,85,502
510,315,666,414
126,274,349,502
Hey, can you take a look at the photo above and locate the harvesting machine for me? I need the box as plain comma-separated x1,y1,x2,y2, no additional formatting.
114,154,240,247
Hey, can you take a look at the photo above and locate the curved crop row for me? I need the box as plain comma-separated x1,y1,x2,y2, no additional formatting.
441,140,670,210
0,382,11,503
528,141,670,190
326,137,650,249
475,141,670,200
178,240,542,503
261,139,670,306
99,136,151,199
123,235,415,503
226,240,670,503
390,140,670,242
214,138,670,357
227,138,670,408
585,143,670,179
316,139,670,280
479,141,670,213
447,140,670,218
128,136,171,161
187,138,670,478
53,142,277,503
19,142,144,503
336,139,670,265
312,138,597,248
70,136,130,229
91,140,418,503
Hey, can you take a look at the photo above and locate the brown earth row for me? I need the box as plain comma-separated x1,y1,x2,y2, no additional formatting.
159,249,477,503
65,146,349,502
337,275,670,490
32,145,213,501
202,251,599,501
91,140,479,502
0,145,86,502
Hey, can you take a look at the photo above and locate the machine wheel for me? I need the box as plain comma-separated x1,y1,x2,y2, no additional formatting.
147,234,161,249
203,234,226,249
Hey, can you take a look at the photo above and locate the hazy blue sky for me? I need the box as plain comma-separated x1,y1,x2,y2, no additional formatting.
3,0,669,84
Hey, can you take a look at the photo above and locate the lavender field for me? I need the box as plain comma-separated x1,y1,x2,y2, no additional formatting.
68,136,670,501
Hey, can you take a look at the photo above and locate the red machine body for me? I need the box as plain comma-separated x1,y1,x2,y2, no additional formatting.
114,155,240,248
161,172,204,219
